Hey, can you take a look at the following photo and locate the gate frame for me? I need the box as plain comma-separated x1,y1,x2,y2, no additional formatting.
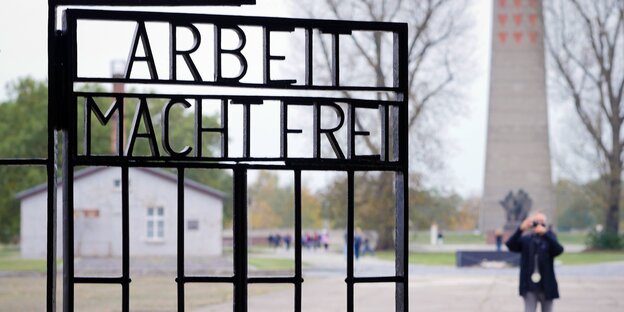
45,1,409,311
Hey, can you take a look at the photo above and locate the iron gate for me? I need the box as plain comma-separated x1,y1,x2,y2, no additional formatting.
37,1,408,311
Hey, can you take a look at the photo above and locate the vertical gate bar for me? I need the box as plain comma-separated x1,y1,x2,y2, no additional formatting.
177,168,185,312
121,166,130,311
47,1,58,311
331,32,340,87
233,168,248,312
304,27,313,86
62,131,74,312
294,170,302,312
46,133,58,312
346,170,354,312
393,24,409,312
400,25,410,312
221,99,229,158
394,172,407,312
380,105,389,162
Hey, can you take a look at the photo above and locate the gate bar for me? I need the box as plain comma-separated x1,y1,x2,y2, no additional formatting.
233,168,248,312
177,168,186,312
61,131,74,312
346,170,354,312
394,24,409,312
121,166,131,311
294,170,302,311
46,1,58,310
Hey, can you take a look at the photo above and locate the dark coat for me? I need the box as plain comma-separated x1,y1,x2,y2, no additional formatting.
506,228,564,300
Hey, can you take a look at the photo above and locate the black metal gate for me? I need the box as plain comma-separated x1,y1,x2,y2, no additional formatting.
39,1,409,311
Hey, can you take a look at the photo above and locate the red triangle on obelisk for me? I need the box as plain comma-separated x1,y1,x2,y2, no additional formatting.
529,14,538,26
514,14,523,26
529,0,538,7
500,0,507,7
499,32,508,43
513,32,523,43
529,31,538,43
514,0,522,8
499,14,508,26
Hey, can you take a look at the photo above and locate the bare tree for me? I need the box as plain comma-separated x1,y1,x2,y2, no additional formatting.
292,0,472,245
296,0,472,172
545,0,624,234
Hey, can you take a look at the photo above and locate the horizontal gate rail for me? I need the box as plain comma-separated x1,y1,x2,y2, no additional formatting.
55,0,255,6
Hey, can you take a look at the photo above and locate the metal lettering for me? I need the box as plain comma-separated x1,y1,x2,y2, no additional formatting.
170,23,203,81
214,25,248,83
280,101,304,158
347,105,380,160
195,98,228,158
84,96,124,156
162,98,193,157
231,99,263,157
313,102,345,159
125,21,159,80
263,26,296,86
125,98,160,156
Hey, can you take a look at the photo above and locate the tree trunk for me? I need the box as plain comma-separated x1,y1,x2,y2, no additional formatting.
606,164,621,233
376,225,395,250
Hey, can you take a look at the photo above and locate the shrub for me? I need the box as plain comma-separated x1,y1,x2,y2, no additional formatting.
586,230,624,250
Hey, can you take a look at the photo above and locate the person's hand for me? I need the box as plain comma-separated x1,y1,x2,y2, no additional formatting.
520,218,533,231
534,224,546,236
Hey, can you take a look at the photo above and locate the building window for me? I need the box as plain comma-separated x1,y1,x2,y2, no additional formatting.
187,219,199,231
114,179,129,190
83,209,100,218
147,207,165,240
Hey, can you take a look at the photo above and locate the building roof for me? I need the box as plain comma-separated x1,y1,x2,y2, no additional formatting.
15,167,228,201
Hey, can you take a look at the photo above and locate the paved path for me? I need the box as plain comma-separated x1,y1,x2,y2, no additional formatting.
196,274,624,312
197,251,624,311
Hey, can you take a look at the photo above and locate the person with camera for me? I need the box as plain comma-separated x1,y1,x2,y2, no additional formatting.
506,212,564,312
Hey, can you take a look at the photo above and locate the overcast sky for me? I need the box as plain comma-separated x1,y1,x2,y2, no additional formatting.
0,0,497,197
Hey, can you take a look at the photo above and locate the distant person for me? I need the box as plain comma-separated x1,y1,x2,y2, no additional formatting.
304,232,312,249
437,231,444,245
506,212,564,312
354,229,363,260
495,228,504,252
274,233,282,248
321,229,330,251
361,237,374,256
267,233,274,247
283,234,291,251
313,231,320,250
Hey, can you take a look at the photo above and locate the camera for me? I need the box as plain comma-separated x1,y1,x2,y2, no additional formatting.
532,221,545,228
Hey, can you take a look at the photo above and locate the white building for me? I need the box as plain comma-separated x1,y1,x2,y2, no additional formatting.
17,167,226,259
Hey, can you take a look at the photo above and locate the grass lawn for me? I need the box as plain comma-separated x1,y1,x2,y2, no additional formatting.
0,275,289,311
248,257,295,271
558,251,624,265
0,245,47,272
556,232,589,245
377,250,624,266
